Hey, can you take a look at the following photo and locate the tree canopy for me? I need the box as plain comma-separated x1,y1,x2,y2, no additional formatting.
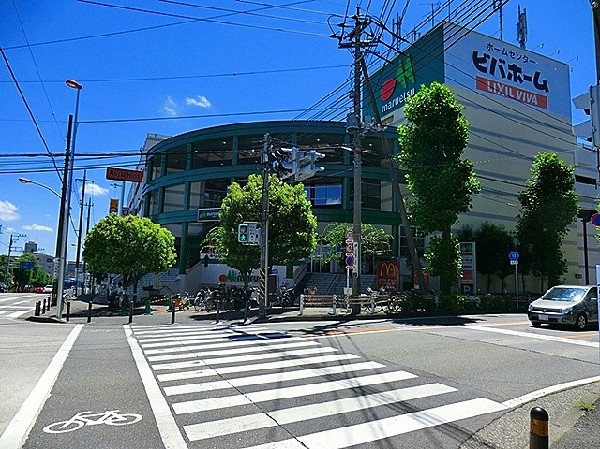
204,174,317,282
517,152,578,290
398,82,480,292
83,214,176,290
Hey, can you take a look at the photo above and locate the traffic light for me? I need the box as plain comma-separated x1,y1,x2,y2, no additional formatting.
295,150,325,182
237,223,249,243
270,147,297,179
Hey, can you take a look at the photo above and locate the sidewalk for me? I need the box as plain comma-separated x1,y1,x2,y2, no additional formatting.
24,300,600,449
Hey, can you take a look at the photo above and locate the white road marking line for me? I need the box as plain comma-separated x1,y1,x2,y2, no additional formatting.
133,325,269,337
147,340,319,362
173,371,418,414
152,347,338,371
164,361,385,396
0,325,83,449
125,326,188,449
502,375,600,408
184,383,457,441
6,310,30,318
140,333,268,348
466,324,599,347
240,398,508,449
156,354,361,382
144,337,308,355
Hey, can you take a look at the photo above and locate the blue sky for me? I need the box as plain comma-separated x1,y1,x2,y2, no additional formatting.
0,0,595,259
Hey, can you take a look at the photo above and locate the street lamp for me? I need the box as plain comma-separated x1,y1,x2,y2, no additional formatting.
18,178,61,199
56,79,83,320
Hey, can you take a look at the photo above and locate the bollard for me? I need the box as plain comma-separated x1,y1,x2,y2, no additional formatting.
299,294,304,315
216,300,220,323
171,303,176,325
332,295,337,315
42,297,46,314
35,301,41,316
87,301,92,323
66,301,70,322
128,300,133,324
144,297,152,315
530,407,548,449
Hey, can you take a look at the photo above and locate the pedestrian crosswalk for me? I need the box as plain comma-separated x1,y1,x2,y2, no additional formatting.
0,295,35,319
128,324,508,449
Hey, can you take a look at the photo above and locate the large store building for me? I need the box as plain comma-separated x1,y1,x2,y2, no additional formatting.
126,22,596,294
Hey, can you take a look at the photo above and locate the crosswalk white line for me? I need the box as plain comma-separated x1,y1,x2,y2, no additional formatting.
156,354,360,382
147,340,320,362
239,398,508,449
164,361,385,396
144,336,309,355
133,325,269,336
139,332,250,345
6,310,30,318
136,328,272,342
152,346,339,371
184,383,457,441
140,333,271,348
173,370,418,414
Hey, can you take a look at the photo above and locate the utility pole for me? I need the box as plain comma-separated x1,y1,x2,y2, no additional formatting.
5,234,13,288
74,169,86,296
81,197,92,294
594,1,600,84
337,7,375,296
52,114,73,307
259,133,271,317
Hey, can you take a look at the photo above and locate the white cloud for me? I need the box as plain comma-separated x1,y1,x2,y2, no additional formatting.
186,95,211,108
85,183,109,196
163,95,178,117
23,224,53,232
0,200,19,221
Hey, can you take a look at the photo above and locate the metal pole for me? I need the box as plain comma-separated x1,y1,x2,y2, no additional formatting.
58,83,81,319
119,180,125,215
259,134,270,318
74,169,86,297
583,218,590,284
4,234,12,289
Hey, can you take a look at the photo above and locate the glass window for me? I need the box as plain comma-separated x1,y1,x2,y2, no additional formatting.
165,146,187,175
163,184,185,212
191,140,234,169
362,180,381,210
399,226,425,258
305,184,342,206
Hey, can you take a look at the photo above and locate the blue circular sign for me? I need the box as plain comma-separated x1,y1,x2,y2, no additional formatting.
508,251,519,261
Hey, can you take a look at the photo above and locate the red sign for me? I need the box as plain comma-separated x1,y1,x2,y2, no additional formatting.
106,167,143,183
475,76,548,109
377,261,399,290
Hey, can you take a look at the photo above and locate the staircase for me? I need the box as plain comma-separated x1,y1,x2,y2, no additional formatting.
300,273,377,296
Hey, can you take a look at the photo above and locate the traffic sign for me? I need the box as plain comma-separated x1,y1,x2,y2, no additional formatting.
508,251,519,261
591,213,600,226
510,260,518,265
345,255,354,268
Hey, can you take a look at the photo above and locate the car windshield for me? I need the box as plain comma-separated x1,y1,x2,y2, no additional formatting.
543,287,585,302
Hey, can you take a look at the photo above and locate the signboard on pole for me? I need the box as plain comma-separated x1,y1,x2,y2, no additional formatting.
109,198,119,214
459,241,476,295
198,208,221,222
106,167,143,183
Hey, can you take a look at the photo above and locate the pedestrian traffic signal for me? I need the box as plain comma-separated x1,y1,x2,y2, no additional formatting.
238,223,249,242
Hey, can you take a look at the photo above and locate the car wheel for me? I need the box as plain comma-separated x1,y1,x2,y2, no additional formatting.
575,313,588,331
531,322,542,328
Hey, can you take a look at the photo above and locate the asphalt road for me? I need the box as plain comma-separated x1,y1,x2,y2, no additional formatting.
1,295,599,449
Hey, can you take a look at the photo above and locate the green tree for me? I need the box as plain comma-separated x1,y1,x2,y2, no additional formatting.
398,82,480,293
474,222,515,293
517,152,578,291
11,253,39,291
83,215,176,300
319,223,393,268
204,174,317,286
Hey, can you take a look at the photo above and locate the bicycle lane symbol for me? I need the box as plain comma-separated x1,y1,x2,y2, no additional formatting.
43,410,142,434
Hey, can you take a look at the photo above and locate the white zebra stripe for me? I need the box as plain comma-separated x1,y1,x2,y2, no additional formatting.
147,340,319,362
173,370,417,414
144,337,308,355
164,361,385,396
152,346,338,371
184,383,457,441
156,354,360,382
239,398,508,449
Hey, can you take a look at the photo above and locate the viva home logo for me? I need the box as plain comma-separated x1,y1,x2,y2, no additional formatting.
380,54,415,114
